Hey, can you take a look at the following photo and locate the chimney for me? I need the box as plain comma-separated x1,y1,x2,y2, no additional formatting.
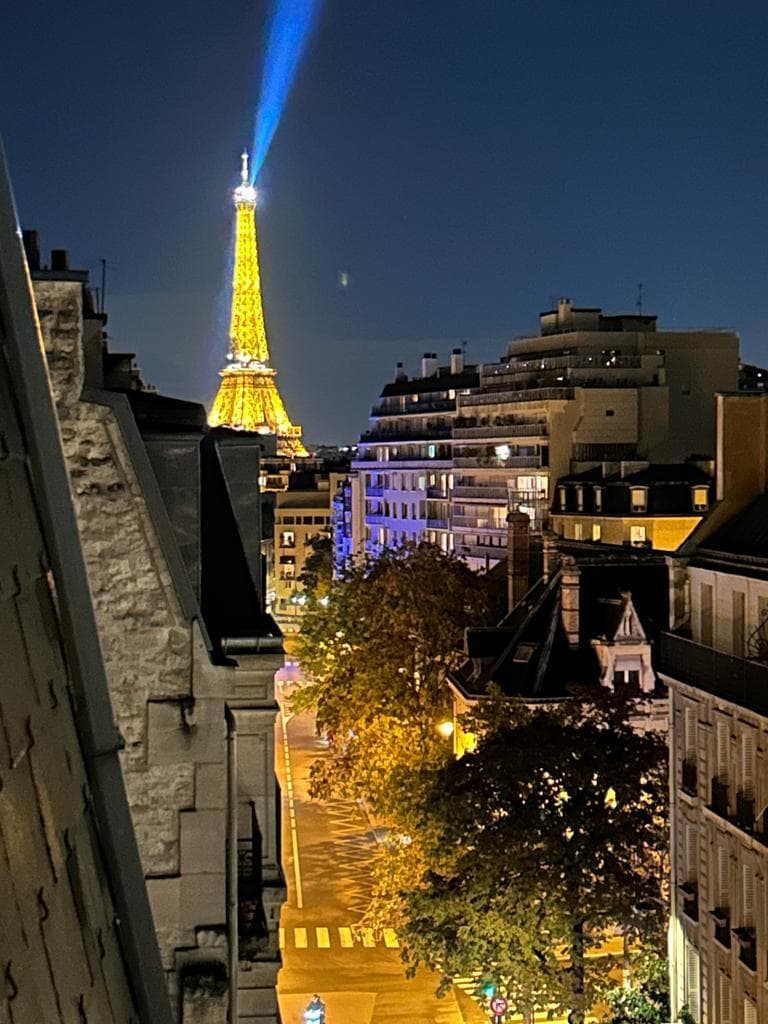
421,352,439,377
560,556,580,649
50,249,69,272
506,508,530,613
541,529,559,581
22,230,40,271
450,347,464,375
395,361,407,381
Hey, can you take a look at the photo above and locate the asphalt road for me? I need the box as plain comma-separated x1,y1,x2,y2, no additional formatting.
276,705,485,1024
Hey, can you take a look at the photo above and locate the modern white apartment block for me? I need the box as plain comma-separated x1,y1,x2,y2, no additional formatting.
352,300,739,570
662,493,768,1024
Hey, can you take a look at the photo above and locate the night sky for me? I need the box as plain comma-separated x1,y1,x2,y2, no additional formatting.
2,1,767,443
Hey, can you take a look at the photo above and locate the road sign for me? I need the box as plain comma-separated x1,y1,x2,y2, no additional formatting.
490,995,508,1015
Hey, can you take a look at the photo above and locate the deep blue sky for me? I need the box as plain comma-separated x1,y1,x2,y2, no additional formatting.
2,1,767,442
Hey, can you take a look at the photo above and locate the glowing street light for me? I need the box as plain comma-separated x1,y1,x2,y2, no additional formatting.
437,719,455,739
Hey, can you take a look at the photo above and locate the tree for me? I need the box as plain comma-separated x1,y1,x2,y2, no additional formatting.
292,541,499,822
396,696,668,1024
604,949,669,1023
298,532,333,600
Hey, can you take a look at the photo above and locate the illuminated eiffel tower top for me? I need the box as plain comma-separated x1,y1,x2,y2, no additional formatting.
208,152,306,456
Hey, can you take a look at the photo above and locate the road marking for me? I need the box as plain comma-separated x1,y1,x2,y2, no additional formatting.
338,926,354,948
316,926,330,948
383,928,399,948
278,927,285,949
280,706,304,909
295,927,308,949
361,928,375,948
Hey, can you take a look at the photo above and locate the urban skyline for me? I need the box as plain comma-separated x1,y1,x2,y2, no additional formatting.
2,0,768,442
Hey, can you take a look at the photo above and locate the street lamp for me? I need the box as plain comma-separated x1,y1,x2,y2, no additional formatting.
437,719,454,739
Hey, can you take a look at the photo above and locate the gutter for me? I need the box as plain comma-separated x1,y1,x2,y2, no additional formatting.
0,141,173,1024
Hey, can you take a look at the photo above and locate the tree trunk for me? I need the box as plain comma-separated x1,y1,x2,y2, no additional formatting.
567,919,586,1024
522,1008,534,1024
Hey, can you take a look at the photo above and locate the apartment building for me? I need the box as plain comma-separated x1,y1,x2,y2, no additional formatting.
352,300,738,570
662,493,768,1024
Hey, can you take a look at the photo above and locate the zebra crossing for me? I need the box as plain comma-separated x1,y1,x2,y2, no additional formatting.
279,924,401,951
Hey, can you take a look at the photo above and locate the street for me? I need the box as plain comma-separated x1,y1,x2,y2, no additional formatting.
276,705,484,1024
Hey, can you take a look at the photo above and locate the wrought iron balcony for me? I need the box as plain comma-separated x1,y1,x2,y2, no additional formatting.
734,927,757,971
238,803,268,940
710,777,729,817
735,791,756,831
711,907,731,948
660,632,768,716
371,398,456,416
681,758,697,797
680,881,699,922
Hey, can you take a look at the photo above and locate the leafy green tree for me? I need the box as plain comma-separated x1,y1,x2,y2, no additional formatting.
605,949,669,1023
292,541,497,821
298,531,334,599
396,696,667,1024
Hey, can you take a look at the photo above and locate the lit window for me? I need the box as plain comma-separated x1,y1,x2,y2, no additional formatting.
280,530,295,547
594,487,603,511
428,444,436,458
558,486,567,509
592,523,602,542
692,487,709,511
630,487,648,512
576,486,584,511
630,525,647,545
573,523,583,540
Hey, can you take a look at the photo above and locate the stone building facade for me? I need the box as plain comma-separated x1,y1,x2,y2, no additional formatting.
663,490,768,1022
0,166,171,1022
29,236,284,1023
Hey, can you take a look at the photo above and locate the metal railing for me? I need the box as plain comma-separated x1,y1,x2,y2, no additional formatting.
452,422,548,439
238,802,268,938
460,386,574,407
371,398,456,416
660,633,768,716
452,485,510,500
453,455,542,469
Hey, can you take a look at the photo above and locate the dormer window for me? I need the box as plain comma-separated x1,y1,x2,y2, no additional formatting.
692,486,709,512
630,487,648,513
558,485,567,510
594,486,603,512
575,485,584,511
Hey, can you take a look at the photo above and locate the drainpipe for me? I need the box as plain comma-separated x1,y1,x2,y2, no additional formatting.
226,707,239,1023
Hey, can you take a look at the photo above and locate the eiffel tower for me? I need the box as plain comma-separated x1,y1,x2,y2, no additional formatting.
209,152,307,457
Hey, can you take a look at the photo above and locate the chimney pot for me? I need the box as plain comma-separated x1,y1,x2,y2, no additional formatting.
22,229,40,271
450,347,464,375
50,249,69,271
506,508,530,613
560,556,580,650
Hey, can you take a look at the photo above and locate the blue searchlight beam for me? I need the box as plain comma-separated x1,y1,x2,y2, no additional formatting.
250,0,322,182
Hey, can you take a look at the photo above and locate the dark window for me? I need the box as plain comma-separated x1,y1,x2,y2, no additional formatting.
628,670,640,687
303,516,313,524
606,409,615,416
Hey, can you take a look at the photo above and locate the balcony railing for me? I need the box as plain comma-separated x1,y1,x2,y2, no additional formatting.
426,518,448,529
453,455,542,469
371,398,456,416
366,485,384,497
660,632,768,716
360,427,452,443
426,487,448,499
452,485,510,500
452,422,548,439
712,908,731,948
734,927,757,971
710,777,729,816
680,881,699,922
681,758,697,797
238,802,268,939
460,386,575,408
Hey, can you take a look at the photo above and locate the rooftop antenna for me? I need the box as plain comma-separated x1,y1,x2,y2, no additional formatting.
636,282,643,315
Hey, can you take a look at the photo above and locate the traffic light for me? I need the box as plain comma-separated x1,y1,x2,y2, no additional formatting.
481,979,496,999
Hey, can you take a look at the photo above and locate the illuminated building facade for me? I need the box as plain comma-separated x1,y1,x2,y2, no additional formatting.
209,152,306,457
352,301,739,570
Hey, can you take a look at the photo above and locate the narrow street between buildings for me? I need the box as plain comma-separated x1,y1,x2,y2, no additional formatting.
276,705,484,1024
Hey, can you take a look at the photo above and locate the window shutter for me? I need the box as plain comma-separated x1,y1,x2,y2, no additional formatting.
719,973,731,1024
741,732,756,798
685,823,697,882
684,706,696,758
718,845,730,908
742,863,755,928
744,998,757,1024
685,943,700,1020
716,719,729,782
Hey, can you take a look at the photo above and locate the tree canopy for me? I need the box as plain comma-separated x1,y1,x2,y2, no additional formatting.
394,696,668,1024
292,541,500,820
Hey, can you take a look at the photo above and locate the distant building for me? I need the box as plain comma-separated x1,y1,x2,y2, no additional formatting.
27,230,284,1023
353,300,739,570
272,468,347,635
551,461,713,550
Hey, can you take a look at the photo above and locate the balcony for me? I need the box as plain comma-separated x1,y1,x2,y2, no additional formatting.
453,455,543,469
426,487,448,499
711,908,731,948
238,803,268,941
710,777,729,816
366,485,384,497
680,881,699,922
660,632,768,716
460,385,575,408
681,758,698,797
426,518,448,529
452,422,548,440
360,426,452,443
371,398,456,416
734,927,757,971
735,791,756,831
452,485,510,501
